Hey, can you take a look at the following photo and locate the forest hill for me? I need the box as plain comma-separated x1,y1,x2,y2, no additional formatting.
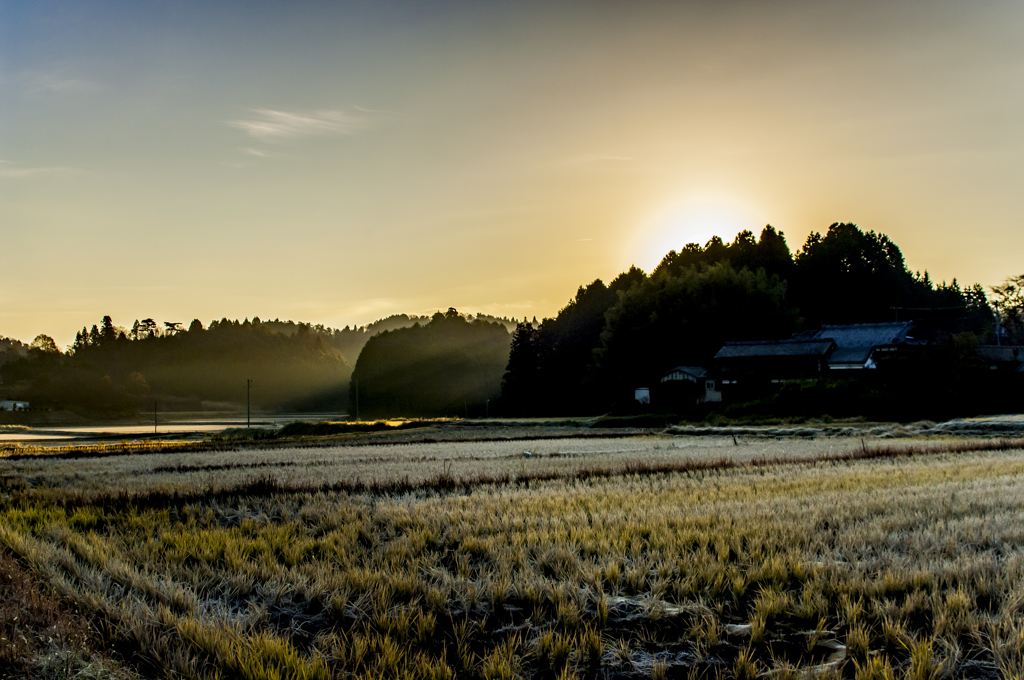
500,223,1013,419
350,308,512,419
0,313,517,416
0,318,352,415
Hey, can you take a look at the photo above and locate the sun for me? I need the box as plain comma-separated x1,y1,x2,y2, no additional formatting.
631,195,763,271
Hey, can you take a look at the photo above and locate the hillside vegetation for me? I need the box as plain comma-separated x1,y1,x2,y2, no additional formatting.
350,309,512,418
0,312,518,417
502,223,1004,416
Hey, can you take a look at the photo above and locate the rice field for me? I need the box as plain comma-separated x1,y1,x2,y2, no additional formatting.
3,435,859,500
2,432,1023,680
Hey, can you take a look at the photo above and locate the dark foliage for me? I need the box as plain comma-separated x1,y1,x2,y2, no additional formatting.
1,317,353,415
502,222,998,417
653,226,793,281
500,268,647,416
597,262,797,409
991,273,1024,344
791,222,985,327
350,308,511,418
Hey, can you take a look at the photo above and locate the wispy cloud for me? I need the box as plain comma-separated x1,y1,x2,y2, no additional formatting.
240,147,272,157
352,105,394,114
228,109,365,141
0,161,76,178
23,72,102,94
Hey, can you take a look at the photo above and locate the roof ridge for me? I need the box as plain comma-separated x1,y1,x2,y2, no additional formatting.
723,339,834,345
819,321,913,328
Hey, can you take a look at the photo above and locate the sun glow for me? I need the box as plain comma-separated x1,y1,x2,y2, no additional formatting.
631,195,765,272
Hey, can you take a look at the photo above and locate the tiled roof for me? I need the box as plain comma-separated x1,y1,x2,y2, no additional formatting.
664,366,707,378
813,321,914,348
715,340,835,359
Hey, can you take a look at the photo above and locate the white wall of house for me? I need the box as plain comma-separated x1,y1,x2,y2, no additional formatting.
703,380,722,403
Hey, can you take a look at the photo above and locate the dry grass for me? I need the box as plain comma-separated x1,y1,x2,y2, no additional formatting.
0,421,640,460
0,549,138,679
0,434,869,502
0,434,1022,679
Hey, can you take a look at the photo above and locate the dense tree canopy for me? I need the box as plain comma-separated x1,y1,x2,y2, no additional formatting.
0,223,1005,420
501,268,646,415
0,336,28,369
0,310,520,417
2,316,353,415
597,262,797,401
653,226,793,281
502,223,996,415
991,274,1024,344
351,309,511,418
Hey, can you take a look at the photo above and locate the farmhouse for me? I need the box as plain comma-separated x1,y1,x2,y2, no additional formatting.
0,400,29,412
643,322,926,407
810,321,918,370
714,322,920,380
715,339,836,382
704,321,925,401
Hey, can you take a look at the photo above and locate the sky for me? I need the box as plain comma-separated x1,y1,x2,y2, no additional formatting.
3,0,1023,348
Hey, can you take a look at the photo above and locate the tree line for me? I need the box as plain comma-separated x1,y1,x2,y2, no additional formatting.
349,308,511,418
3,222,1020,420
501,223,1008,417
2,317,352,415
0,310,521,417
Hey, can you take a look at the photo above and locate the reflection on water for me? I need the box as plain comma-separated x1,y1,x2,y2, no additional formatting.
0,413,346,444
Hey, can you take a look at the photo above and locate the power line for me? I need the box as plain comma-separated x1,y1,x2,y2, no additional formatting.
889,305,968,311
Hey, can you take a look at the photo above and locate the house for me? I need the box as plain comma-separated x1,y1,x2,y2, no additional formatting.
714,321,920,378
0,400,29,412
649,321,930,406
715,339,837,381
810,321,918,370
712,339,837,399
660,366,721,403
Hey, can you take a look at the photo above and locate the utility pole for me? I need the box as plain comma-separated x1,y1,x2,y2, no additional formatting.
996,308,1002,346
247,379,252,428
154,401,157,435
354,379,359,421
486,399,490,418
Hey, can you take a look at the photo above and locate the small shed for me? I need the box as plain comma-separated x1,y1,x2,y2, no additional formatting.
660,366,721,403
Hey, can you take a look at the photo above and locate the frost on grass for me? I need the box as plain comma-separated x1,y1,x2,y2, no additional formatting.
0,437,1022,679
